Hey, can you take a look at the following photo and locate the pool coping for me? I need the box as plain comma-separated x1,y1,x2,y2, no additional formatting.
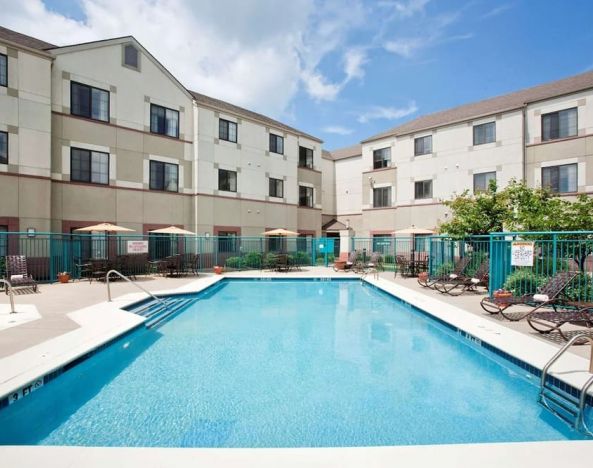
0,273,593,467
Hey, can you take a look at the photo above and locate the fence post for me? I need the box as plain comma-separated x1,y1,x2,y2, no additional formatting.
552,234,557,275
488,233,494,294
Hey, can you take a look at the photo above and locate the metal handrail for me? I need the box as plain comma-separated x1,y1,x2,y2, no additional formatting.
540,333,593,436
106,270,165,305
0,279,16,313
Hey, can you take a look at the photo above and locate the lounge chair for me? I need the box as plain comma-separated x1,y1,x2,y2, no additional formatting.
275,254,290,272
434,260,489,296
527,305,593,343
418,256,471,289
480,270,578,321
333,251,357,272
365,252,383,272
5,255,38,293
394,255,411,277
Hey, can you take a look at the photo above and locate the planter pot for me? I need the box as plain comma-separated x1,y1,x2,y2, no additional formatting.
418,272,429,282
58,273,71,284
493,291,512,308
213,266,223,275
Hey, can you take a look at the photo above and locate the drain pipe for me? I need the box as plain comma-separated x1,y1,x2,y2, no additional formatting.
522,105,527,182
0,279,16,314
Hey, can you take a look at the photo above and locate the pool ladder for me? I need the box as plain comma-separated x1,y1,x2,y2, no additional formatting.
538,333,593,436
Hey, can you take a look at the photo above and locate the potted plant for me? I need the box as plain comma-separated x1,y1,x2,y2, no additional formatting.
493,288,512,308
57,271,71,283
418,271,429,282
213,265,223,275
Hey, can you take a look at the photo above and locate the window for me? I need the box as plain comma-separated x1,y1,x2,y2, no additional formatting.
299,185,314,207
542,164,577,194
149,160,179,192
372,234,391,254
269,178,284,198
218,169,237,192
373,187,391,208
0,53,7,87
373,147,391,169
542,108,577,141
123,44,139,69
297,233,312,253
269,134,284,154
150,104,179,138
71,81,109,122
414,135,432,156
299,146,313,168
219,119,237,143
473,172,496,193
0,225,7,258
414,180,432,199
0,131,7,165
71,148,109,185
473,122,496,145
218,231,238,253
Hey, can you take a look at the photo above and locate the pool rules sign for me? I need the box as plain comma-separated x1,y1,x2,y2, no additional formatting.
510,241,535,267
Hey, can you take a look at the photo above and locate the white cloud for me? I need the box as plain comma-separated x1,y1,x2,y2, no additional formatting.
384,37,425,58
344,48,367,81
323,125,354,135
481,4,512,19
393,0,430,18
0,0,367,116
357,102,418,123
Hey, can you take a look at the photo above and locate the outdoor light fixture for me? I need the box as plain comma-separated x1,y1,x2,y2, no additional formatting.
26,228,36,238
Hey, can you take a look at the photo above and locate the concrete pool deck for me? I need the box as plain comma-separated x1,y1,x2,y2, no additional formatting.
0,267,592,466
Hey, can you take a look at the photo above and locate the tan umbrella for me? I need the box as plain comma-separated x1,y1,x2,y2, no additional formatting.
262,228,299,236
149,226,196,235
74,222,135,233
392,225,434,235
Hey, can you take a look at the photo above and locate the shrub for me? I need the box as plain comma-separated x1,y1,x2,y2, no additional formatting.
242,252,262,269
563,272,593,302
465,251,489,278
503,268,547,296
435,261,454,277
224,256,243,269
291,251,311,265
383,255,395,264
0,257,4,278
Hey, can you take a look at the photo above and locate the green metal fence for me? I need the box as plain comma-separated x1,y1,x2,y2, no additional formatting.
0,232,337,282
489,231,593,303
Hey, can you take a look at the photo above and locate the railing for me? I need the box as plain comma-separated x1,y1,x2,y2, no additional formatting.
106,269,164,305
540,333,593,436
0,279,16,314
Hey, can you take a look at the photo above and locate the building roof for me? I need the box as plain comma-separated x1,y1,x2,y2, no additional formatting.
363,70,593,143
0,25,56,50
324,143,362,161
322,219,349,232
190,90,322,143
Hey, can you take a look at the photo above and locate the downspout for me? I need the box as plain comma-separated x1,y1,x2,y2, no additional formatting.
521,105,527,183
192,99,199,238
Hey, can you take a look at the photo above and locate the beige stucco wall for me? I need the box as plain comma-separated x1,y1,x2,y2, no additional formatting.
321,157,336,216
0,41,52,231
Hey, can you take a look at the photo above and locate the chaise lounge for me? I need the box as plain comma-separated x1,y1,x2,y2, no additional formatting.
5,255,38,293
434,260,489,296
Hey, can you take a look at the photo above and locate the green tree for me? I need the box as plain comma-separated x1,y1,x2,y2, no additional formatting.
439,180,507,238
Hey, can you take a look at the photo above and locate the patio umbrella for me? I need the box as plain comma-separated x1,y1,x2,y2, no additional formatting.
262,228,299,236
392,225,434,275
74,222,135,233
149,226,196,235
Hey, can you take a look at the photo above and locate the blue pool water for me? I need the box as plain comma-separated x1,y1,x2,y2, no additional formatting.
0,279,588,447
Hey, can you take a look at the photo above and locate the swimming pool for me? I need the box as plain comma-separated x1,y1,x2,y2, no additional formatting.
0,279,589,447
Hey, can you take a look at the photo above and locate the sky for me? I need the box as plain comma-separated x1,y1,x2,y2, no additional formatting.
1,0,593,150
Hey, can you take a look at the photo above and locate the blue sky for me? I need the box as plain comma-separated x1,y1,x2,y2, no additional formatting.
2,0,593,150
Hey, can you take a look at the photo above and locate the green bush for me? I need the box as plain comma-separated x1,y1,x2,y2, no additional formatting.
465,251,488,277
242,252,262,269
435,261,454,277
383,255,395,264
224,256,243,269
0,257,5,279
503,268,547,296
563,272,593,302
291,251,311,265
263,253,278,268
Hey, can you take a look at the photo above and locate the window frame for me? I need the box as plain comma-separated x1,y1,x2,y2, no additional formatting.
299,185,314,208
373,147,391,169
414,180,433,200
298,146,314,168
218,169,238,193
217,231,238,253
150,103,180,139
541,163,578,194
70,81,110,123
269,133,284,155
414,135,432,156
473,121,496,146
0,225,8,258
149,160,179,192
0,53,7,87
269,177,284,198
541,107,578,142
473,171,496,194
219,118,238,143
373,186,391,208
0,131,8,165
70,147,110,185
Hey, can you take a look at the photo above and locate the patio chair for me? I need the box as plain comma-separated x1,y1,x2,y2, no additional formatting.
182,253,199,276
394,255,412,277
89,259,110,283
434,260,489,296
418,256,471,289
5,255,38,293
527,305,593,343
365,252,384,272
479,270,579,321
333,251,357,272
275,254,290,272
